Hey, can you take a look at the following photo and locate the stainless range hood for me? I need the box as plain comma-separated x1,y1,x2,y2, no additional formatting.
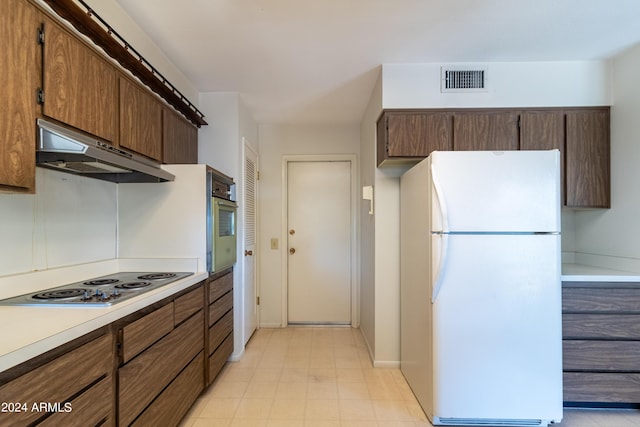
36,119,174,183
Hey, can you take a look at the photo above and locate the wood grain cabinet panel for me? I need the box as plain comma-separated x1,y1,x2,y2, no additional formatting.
453,111,519,151
119,77,162,161
206,268,234,386
565,108,610,208
209,334,233,384
38,376,113,427
519,110,565,152
131,352,204,427
121,302,174,363
562,283,640,404
377,111,453,165
563,287,640,313
564,372,640,403
0,333,113,426
119,311,203,426
209,271,233,303
163,108,198,164
174,286,204,326
0,0,39,193
43,16,117,143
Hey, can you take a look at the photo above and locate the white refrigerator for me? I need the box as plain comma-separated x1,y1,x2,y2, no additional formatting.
400,150,563,427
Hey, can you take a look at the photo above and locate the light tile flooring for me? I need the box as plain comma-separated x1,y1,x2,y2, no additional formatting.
180,327,640,427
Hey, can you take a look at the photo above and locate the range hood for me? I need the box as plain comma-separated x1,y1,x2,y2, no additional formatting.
36,119,174,183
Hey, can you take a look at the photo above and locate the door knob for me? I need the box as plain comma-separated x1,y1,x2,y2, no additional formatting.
244,250,253,256
289,229,295,235
289,248,296,255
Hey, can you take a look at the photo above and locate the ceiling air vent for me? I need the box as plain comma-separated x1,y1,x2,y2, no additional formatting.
441,66,488,92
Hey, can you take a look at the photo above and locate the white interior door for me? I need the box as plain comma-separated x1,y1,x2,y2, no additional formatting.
243,142,258,343
287,160,352,324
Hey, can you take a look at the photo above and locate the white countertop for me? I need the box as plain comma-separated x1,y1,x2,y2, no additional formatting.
562,263,640,282
0,260,208,373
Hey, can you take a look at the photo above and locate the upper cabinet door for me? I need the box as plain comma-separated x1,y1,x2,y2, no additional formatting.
162,108,198,164
42,17,117,143
0,0,39,193
377,111,453,165
565,108,610,208
520,110,564,151
453,111,519,151
119,77,162,161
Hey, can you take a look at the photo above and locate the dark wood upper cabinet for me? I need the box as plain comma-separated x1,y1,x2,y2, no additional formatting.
119,77,162,161
42,16,117,143
163,108,198,164
520,110,565,151
0,0,39,193
377,111,453,166
453,111,519,151
565,108,610,208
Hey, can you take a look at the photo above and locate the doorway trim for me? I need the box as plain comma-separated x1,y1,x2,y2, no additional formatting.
281,154,359,328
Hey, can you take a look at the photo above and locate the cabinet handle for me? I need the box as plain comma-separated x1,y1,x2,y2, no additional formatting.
244,250,253,256
289,248,296,255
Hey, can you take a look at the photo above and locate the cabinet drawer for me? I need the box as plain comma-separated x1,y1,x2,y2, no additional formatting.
563,287,640,313
209,311,233,355
209,272,233,303
563,314,640,339
175,286,204,326
209,291,232,326
0,333,112,426
563,340,640,371
119,311,203,426
122,303,174,363
209,333,233,385
132,352,204,427
39,375,113,427
564,372,640,403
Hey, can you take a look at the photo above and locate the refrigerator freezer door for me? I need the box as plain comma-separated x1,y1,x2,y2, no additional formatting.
431,233,563,424
430,151,560,233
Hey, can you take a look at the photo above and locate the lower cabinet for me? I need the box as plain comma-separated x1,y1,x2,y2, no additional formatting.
562,284,640,404
117,283,205,426
207,268,234,385
0,329,115,427
0,279,223,427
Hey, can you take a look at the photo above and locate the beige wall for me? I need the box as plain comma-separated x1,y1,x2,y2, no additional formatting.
257,124,360,327
574,44,640,271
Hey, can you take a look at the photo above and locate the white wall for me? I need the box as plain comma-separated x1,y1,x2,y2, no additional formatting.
360,61,613,366
359,72,381,358
0,169,117,282
198,92,258,358
574,45,640,272
64,0,198,102
257,124,360,327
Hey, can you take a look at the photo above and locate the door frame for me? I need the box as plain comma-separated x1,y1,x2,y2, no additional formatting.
242,138,259,341
281,154,359,327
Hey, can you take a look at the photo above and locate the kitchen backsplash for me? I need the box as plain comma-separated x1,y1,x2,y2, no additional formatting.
0,168,117,277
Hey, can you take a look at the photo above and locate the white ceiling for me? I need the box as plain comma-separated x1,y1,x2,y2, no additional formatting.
114,0,640,125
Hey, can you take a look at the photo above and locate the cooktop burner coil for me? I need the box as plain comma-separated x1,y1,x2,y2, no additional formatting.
84,278,120,286
32,289,86,300
137,273,177,280
115,281,152,290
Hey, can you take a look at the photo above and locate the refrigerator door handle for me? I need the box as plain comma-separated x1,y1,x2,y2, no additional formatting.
431,232,448,303
431,162,449,232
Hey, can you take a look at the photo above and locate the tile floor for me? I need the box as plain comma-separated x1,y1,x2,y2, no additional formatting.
180,327,640,427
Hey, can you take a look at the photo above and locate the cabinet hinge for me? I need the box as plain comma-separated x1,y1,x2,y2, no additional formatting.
36,88,44,105
37,25,45,45
256,296,260,305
